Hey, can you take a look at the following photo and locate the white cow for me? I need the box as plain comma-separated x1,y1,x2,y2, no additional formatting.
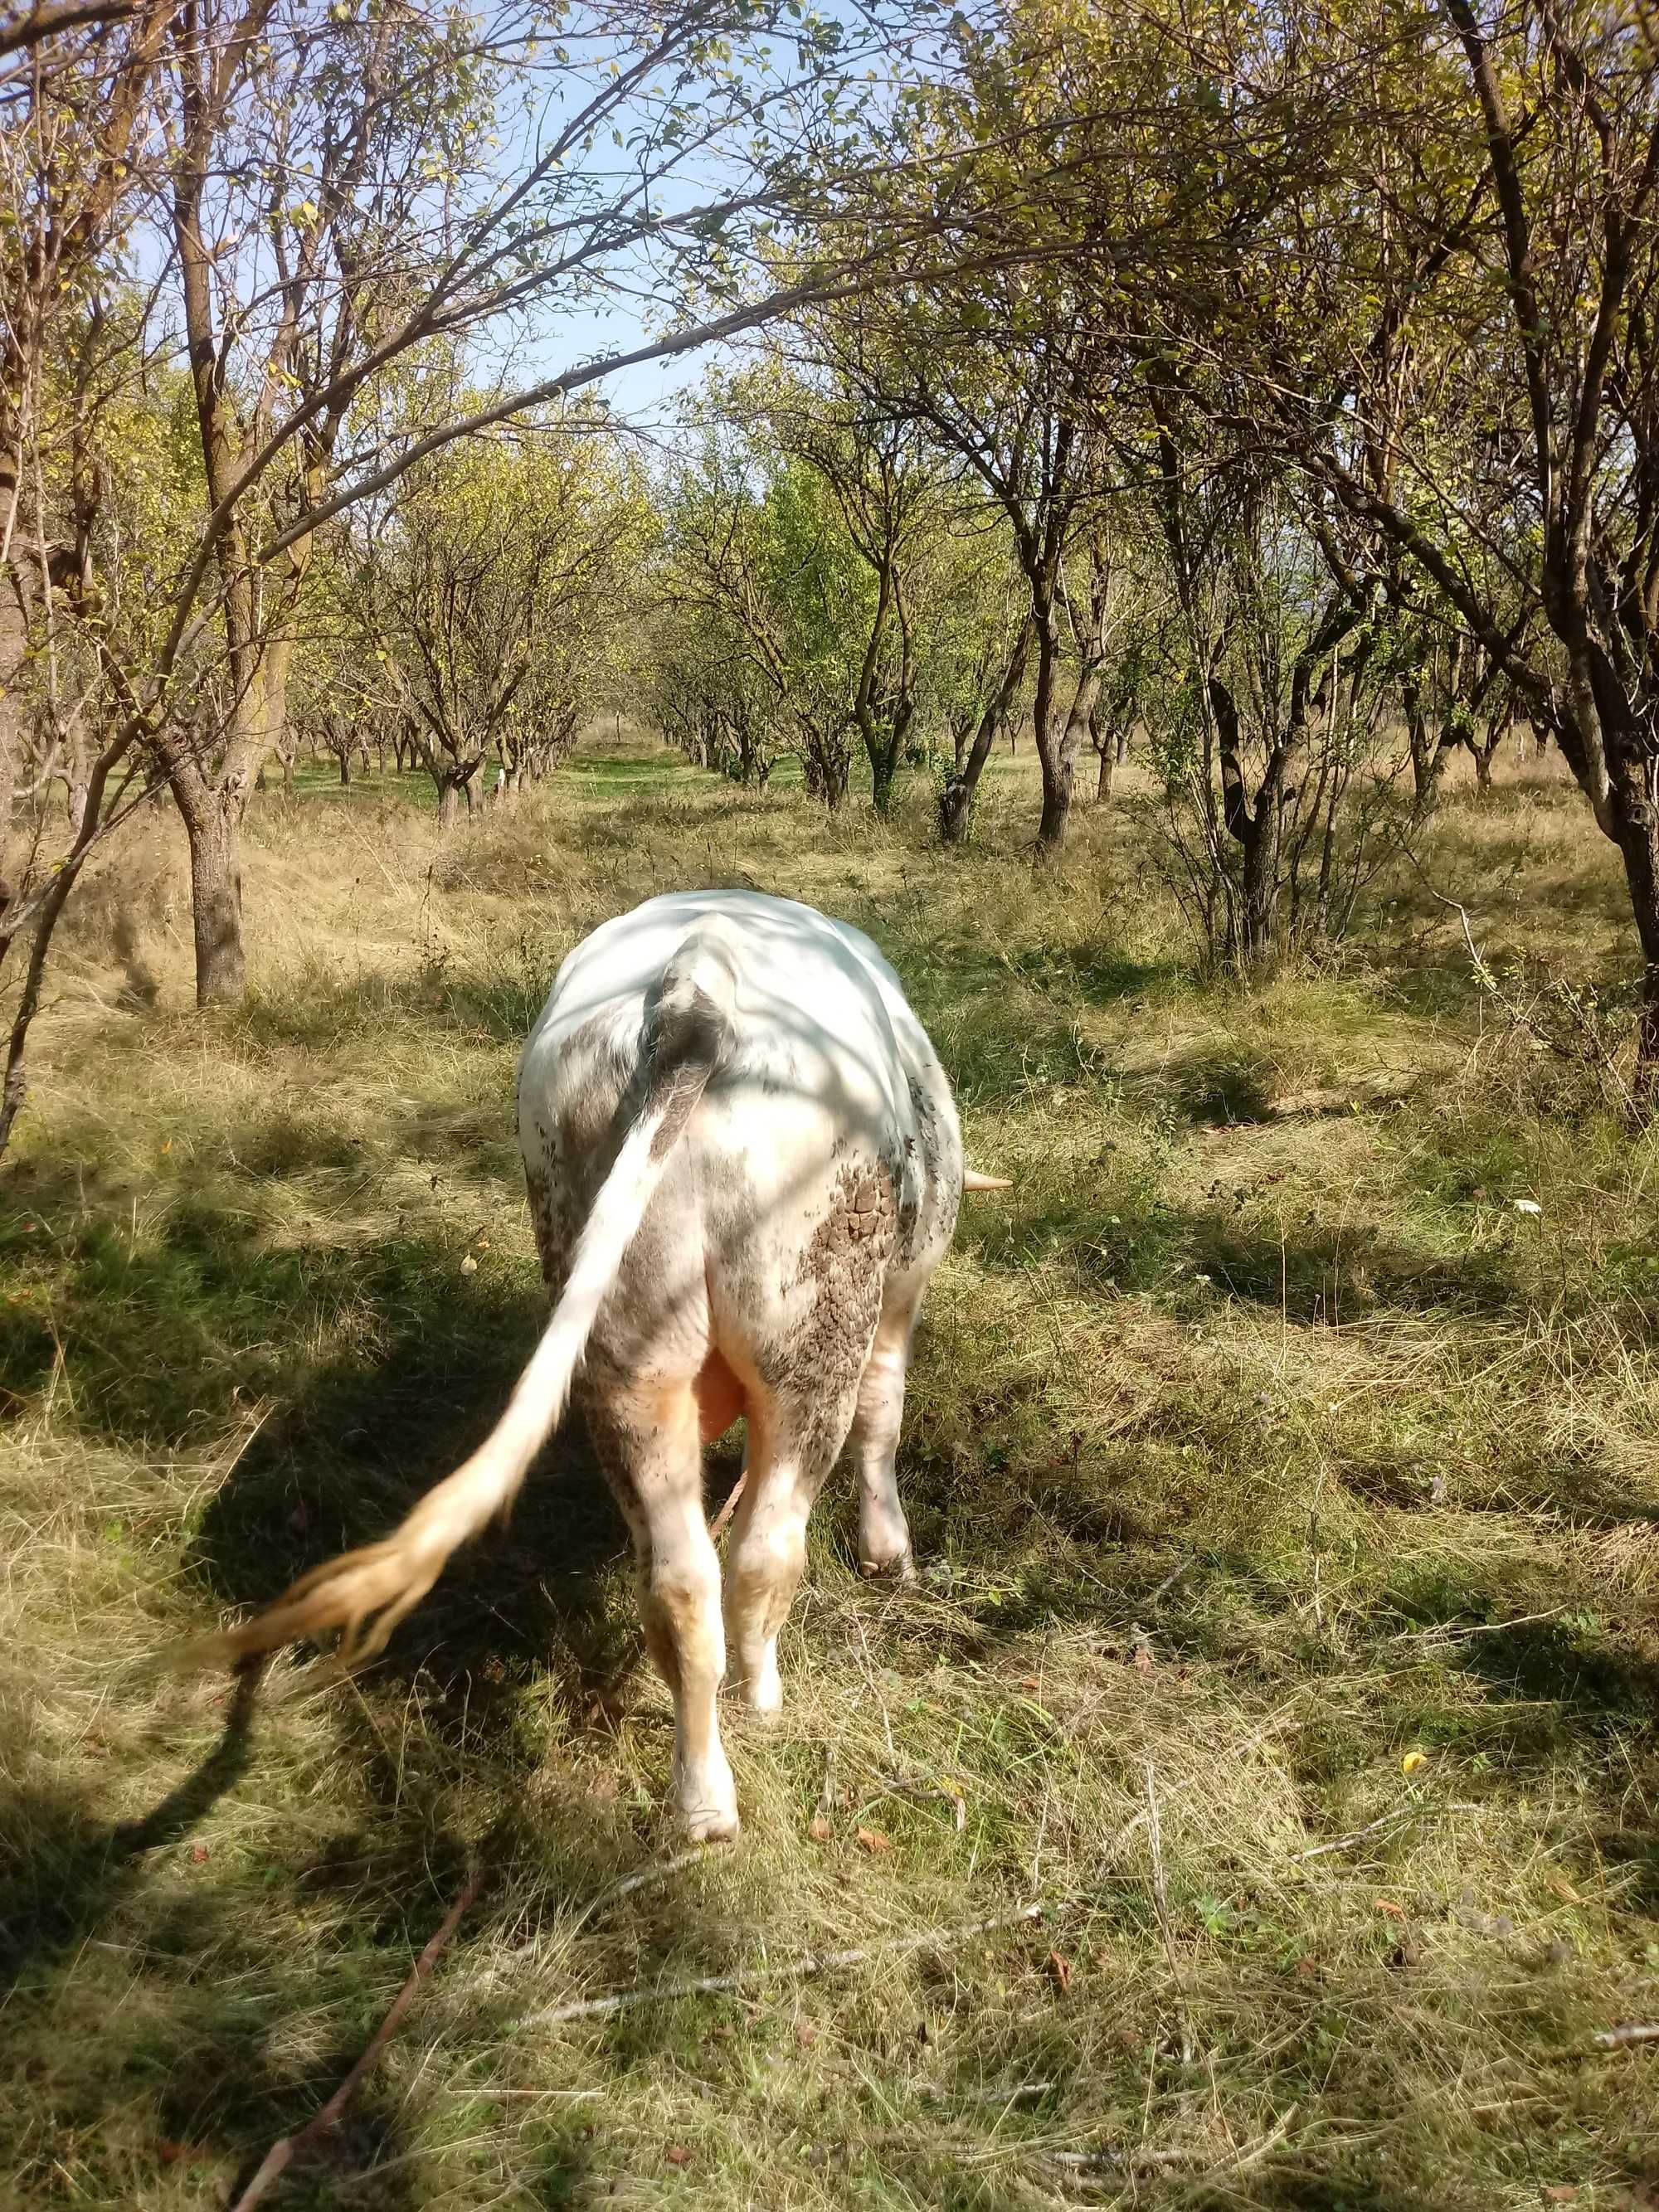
203,890,1005,1839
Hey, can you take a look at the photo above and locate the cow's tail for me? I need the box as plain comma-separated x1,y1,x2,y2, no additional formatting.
192,920,740,1672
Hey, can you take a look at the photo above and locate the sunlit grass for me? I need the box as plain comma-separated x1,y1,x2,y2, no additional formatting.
2,730,1656,2209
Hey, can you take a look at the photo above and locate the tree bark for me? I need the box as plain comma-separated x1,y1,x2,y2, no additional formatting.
940,620,1031,846
1032,601,1076,853
1095,738,1114,805
0,573,30,873
1060,656,1106,809
1605,758,1659,1111
1213,676,1282,968
178,785,246,1004
869,751,897,817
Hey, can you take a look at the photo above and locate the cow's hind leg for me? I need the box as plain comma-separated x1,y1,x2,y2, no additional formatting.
586,1378,737,1841
723,1372,864,1722
851,1294,923,1580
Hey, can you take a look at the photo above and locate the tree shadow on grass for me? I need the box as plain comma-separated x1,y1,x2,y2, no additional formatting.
0,1676,617,2205
2,1678,415,2205
975,1177,1526,1323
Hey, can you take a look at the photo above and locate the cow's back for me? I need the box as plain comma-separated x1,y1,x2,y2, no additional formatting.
515,891,961,1388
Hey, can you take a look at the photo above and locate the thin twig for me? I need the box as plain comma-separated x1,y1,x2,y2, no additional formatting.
1295,1811,1413,1862
583,1848,707,1920
1592,2023,1659,2049
1031,1787,1051,1894
1397,843,1493,985
436,2086,601,2098
1389,1607,1564,1646
1149,1557,1194,1607
852,1609,898,1767
1144,1762,1195,2066
1050,2103,1297,2183
509,1902,1046,2031
227,1863,484,2212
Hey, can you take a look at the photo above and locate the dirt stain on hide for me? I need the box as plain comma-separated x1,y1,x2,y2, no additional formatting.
767,1159,898,1469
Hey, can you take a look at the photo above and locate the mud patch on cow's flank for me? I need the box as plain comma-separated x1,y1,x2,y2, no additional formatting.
765,1158,898,1471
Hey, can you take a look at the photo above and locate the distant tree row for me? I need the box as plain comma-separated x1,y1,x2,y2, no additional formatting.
7,0,1659,1150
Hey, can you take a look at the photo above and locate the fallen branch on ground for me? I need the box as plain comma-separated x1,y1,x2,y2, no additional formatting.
1295,1811,1414,1861
227,1862,484,2212
1592,2023,1659,2050
1049,2103,1297,2184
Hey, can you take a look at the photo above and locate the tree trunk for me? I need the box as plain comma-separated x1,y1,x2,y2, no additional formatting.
1035,728,1078,849
437,775,461,829
1212,676,1285,970
940,621,1031,846
1058,659,1107,814
339,749,351,785
1404,680,1453,812
0,567,32,879
1032,608,1075,853
869,745,898,819
1095,741,1114,805
181,790,246,1005
1237,813,1280,966
1605,760,1659,1110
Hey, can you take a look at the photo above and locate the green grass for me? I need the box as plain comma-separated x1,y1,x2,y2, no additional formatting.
2,732,1657,2210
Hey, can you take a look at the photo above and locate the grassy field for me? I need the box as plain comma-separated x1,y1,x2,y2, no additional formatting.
2,731,1657,2210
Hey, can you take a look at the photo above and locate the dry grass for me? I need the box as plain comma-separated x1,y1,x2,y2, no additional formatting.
2,734,1657,2210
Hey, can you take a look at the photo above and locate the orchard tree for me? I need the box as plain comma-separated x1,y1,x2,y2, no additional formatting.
648,592,790,786
660,433,867,806
9,0,960,1019
736,349,944,816
348,412,645,827
1047,0,1659,1091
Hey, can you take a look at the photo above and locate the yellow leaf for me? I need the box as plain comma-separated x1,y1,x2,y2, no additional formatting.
1401,1751,1428,1774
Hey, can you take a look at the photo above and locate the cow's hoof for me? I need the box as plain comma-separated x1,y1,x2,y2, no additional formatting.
682,1802,741,1845
859,1549,917,1586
